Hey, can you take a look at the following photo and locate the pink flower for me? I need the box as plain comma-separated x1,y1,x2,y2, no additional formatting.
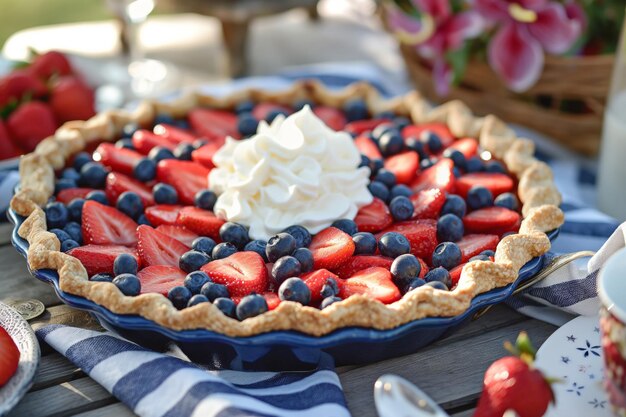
476,0,583,92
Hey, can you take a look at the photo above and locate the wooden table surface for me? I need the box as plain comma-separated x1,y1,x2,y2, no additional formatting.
0,223,558,417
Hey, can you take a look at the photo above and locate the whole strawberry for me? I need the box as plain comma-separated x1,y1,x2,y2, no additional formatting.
29,50,73,80
0,326,20,387
0,70,48,108
7,101,57,152
473,332,554,417
49,75,95,123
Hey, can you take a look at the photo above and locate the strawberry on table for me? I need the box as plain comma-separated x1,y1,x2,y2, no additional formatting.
145,205,184,226
455,172,514,198
354,198,393,233
410,159,455,194
301,269,342,304
309,227,355,270
177,206,225,240
136,225,188,267
339,267,401,304
463,207,521,235
0,120,22,160
410,188,445,220
334,255,393,279
201,251,268,297
376,219,438,263
384,151,419,184
155,225,198,248
137,265,186,296
156,159,210,205
81,200,138,247
68,244,139,276
6,101,57,152
0,70,48,106
94,143,143,176
49,75,95,123
457,234,499,263
105,172,154,207
313,106,347,131
29,50,73,79
0,326,20,387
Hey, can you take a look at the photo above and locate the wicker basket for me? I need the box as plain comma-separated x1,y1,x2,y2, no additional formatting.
399,44,614,156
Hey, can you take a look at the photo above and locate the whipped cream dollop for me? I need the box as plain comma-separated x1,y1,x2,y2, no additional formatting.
208,106,373,240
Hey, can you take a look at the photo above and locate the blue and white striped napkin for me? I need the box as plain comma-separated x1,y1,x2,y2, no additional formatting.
36,325,351,417
0,170,19,219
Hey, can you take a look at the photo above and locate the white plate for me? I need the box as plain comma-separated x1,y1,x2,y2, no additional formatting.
535,315,612,417
0,302,40,416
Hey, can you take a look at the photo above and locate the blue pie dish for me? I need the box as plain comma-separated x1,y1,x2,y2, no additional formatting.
9,208,559,371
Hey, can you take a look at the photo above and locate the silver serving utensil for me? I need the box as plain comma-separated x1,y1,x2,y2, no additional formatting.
374,374,450,417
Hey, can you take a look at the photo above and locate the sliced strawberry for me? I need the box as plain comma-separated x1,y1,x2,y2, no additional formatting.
145,204,184,226
376,219,438,263
105,172,154,206
191,143,218,169
136,225,189,267
0,326,20,387
334,255,393,279
457,234,499,263
132,129,177,154
354,134,382,160
402,122,455,149
339,267,401,304
156,159,210,205
418,257,429,278
411,159,455,194
449,263,467,288
251,103,291,122
155,225,199,248
455,172,514,198
384,151,419,184
177,207,225,240
68,244,139,276
309,227,355,270
446,137,478,159
313,106,347,131
153,123,196,143
410,188,445,220
189,108,240,142
137,265,186,296
354,198,393,233
81,200,138,246
344,119,390,136
463,207,521,235
56,187,94,204
301,269,342,304
201,251,268,297
93,142,143,176
263,292,281,310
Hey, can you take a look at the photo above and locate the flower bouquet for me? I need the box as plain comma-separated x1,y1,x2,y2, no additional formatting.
384,0,624,155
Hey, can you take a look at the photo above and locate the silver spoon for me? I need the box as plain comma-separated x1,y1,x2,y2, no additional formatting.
374,374,450,417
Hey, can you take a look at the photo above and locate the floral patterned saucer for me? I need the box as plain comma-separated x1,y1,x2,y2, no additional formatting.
535,315,611,417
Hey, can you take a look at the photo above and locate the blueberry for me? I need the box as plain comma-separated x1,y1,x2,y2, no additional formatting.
148,146,175,162
152,183,178,204
237,113,259,136
370,158,384,176
114,253,139,275
405,137,426,158
235,100,255,114
431,242,462,270
293,99,314,111
485,161,507,174
79,162,108,188
375,110,396,120
45,202,68,229
187,294,209,307
266,233,297,262
481,250,495,257
63,222,83,244
466,157,483,173
236,294,268,320
200,282,230,302
406,278,426,292
467,186,494,210
212,242,237,260
443,149,467,171
219,222,250,250
378,232,411,258
62,168,81,181
244,240,269,262
436,214,464,242
330,219,358,236
116,191,144,219
271,256,301,286
420,158,436,170
390,254,421,287
115,138,135,150
266,109,288,123
50,228,71,242
168,285,192,309
55,179,77,194
352,232,377,255
426,280,449,291
121,122,139,138
389,196,414,221
321,296,342,309
424,267,452,287
343,99,369,122
174,143,194,161
61,239,80,252
86,190,109,205
278,277,311,305
184,271,211,294
137,214,151,226
179,250,211,272
452,167,462,178
113,273,141,296
292,248,314,272
390,184,413,199
374,169,397,188
368,181,390,202
441,195,466,218
372,123,396,140
154,114,175,125
359,154,371,170
320,278,339,298
494,192,519,211
378,131,404,156
67,198,85,222
393,116,410,130
192,237,217,256
195,189,217,211
421,131,442,153
214,297,237,318
90,273,113,282
281,225,312,248
73,152,92,171
133,158,157,182
469,254,491,262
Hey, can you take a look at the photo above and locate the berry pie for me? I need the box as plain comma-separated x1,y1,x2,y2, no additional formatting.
11,81,563,336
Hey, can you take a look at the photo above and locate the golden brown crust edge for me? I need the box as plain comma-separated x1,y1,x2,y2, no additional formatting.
11,80,564,337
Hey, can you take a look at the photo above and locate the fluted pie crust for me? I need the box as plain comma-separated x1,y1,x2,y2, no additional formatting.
11,80,564,337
